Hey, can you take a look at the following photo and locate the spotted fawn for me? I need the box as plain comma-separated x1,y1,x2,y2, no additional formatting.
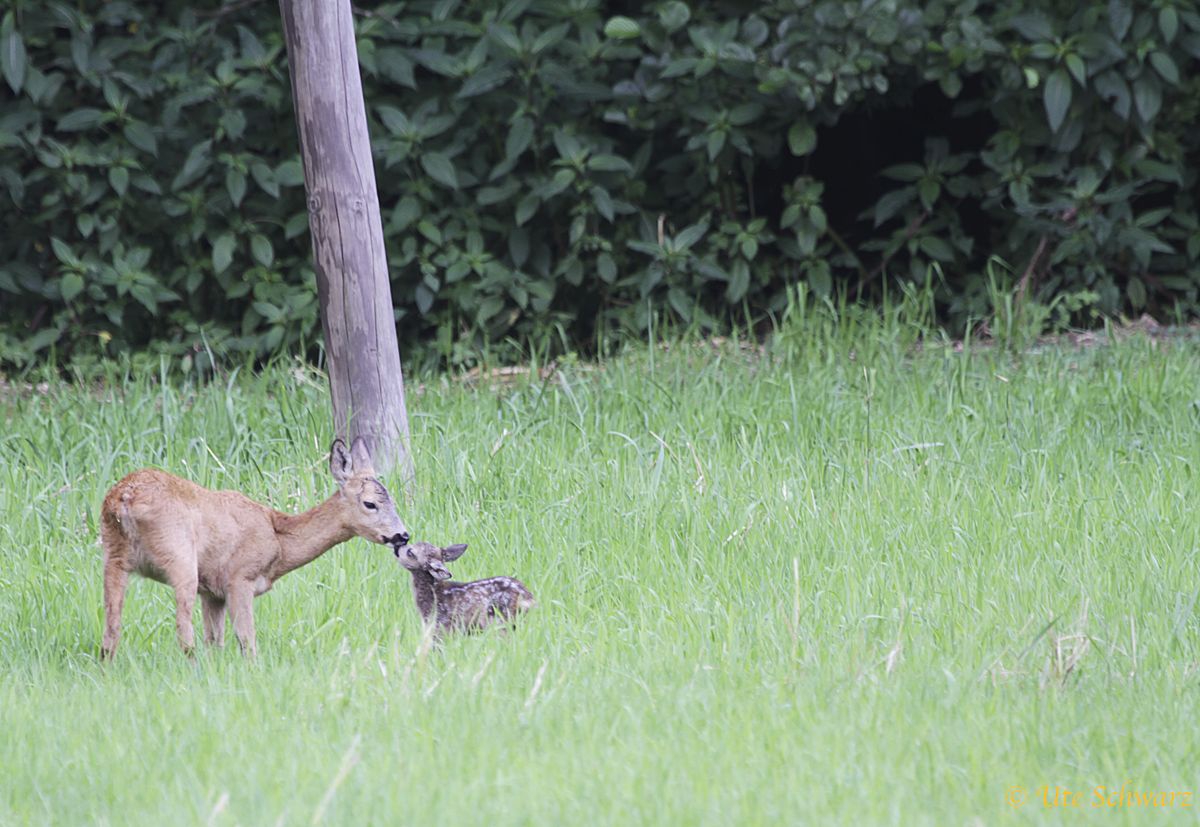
395,541,535,635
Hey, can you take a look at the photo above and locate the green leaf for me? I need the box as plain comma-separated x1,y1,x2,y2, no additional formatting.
553,130,583,160
658,1,691,31
918,179,940,210
391,196,422,230
1132,73,1162,122
667,287,693,321
218,109,246,140
728,103,763,126
377,105,410,136
212,233,236,274
173,140,213,191
874,187,914,227
505,118,534,161
123,122,158,155
1093,71,1131,119
674,222,707,251
420,152,459,189
882,164,925,182
726,260,750,302
276,159,305,187
531,23,570,55
919,236,955,261
417,220,442,245
477,181,519,206
251,162,279,198
60,272,84,302
807,261,832,297
591,186,614,221
544,168,574,198
285,213,309,239
490,25,523,55
1108,0,1132,40
1064,53,1087,87
252,301,282,323
108,166,129,196
1149,52,1179,85
597,252,617,283
1159,7,1178,43
57,108,105,132
458,65,512,98
706,130,726,161
2,28,27,94
508,227,529,267
250,234,273,267
603,16,640,39
515,194,539,225
376,47,416,88
787,123,816,156
415,283,435,315
1009,13,1054,41
50,238,78,266
587,154,633,173
808,206,827,234
478,295,504,322
1043,69,1072,133
226,168,247,207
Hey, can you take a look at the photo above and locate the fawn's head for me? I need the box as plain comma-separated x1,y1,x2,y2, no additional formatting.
394,541,468,580
329,437,410,547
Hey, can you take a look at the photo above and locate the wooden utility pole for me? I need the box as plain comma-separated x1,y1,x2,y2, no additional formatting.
278,0,413,483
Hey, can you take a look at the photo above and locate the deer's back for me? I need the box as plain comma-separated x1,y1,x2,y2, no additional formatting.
102,469,275,576
436,576,536,629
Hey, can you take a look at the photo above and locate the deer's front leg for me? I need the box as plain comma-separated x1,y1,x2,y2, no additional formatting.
201,594,226,647
227,582,257,659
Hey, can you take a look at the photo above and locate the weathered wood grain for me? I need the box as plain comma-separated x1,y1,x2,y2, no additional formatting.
278,0,413,484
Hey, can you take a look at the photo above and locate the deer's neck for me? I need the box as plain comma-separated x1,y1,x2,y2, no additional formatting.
271,494,355,578
409,570,439,621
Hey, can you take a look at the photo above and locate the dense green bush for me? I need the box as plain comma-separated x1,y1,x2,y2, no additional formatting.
2,0,1198,368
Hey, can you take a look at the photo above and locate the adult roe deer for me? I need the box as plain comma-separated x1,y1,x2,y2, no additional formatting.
99,437,409,659
395,541,535,635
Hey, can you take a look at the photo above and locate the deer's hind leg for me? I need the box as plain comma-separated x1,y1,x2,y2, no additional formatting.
201,594,226,647
227,582,258,659
170,566,199,656
101,556,130,660
100,519,131,660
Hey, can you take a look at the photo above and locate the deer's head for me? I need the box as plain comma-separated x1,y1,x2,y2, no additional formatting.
329,437,410,548
394,541,467,580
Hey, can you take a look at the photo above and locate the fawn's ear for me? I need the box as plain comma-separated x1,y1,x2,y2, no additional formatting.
442,543,468,561
330,438,353,485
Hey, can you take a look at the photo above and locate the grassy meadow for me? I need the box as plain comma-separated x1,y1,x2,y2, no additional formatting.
2,309,1199,825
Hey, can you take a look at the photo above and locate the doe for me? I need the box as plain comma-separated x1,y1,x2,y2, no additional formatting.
99,437,409,659
395,541,535,635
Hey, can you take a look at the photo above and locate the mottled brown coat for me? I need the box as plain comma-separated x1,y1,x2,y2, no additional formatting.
396,542,535,635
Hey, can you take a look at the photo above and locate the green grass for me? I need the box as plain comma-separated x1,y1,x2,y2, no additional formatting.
2,312,1200,825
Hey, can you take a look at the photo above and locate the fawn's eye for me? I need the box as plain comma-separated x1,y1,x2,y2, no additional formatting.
406,549,416,559
364,501,377,511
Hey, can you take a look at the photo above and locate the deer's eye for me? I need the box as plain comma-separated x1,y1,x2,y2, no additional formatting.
406,549,416,559
364,501,377,511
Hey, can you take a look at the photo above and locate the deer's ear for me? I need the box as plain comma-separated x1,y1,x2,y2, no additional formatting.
330,438,353,484
442,543,468,561
350,436,374,473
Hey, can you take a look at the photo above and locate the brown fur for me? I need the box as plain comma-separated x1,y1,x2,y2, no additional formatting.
396,542,535,635
99,438,408,659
